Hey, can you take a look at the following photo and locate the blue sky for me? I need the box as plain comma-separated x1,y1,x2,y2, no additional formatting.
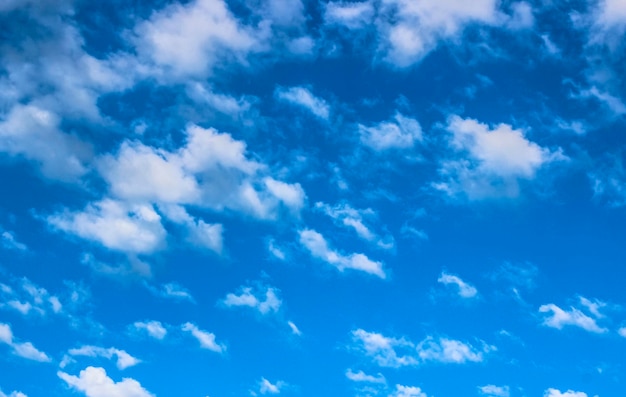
0,0,626,396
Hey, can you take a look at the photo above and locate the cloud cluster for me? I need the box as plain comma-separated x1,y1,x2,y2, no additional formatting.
58,366,154,397
0,323,50,362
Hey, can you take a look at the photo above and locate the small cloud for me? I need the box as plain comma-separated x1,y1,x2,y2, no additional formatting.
437,272,478,298
275,86,330,120
145,282,195,303
258,378,286,395
539,297,608,333
287,321,301,336
388,384,428,397
181,322,225,353
221,283,282,315
133,321,167,340
479,384,510,397
543,388,589,397
345,369,386,384
67,345,141,370
359,113,422,151
58,366,154,397
0,323,51,362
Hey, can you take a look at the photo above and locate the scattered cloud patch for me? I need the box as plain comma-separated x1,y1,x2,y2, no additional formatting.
275,86,330,120
345,369,386,384
0,323,50,362
299,229,387,279
258,378,285,395
59,366,154,397
539,297,608,333
359,113,422,151
287,321,301,336
132,321,167,340
437,272,478,298
543,389,589,397
221,283,282,315
67,345,141,370
181,322,225,353
388,384,428,397
479,384,510,397
416,337,486,364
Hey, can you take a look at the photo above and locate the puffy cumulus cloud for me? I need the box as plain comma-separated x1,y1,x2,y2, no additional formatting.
479,385,510,397
324,0,532,67
345,369,386,384
0,390,27,397
437,272,478,298
543,389,589,397
324,1,376,30
0,104,91,180
351,329,490,367
58,366,154,397
275,86,330,120
351,329,417,368
434,116,565,200
0,323,50,362
539,296,608,334
100,125,305,220
48,199,166,255
0,277,63,317
181,322,225,353
67,346,141,370
221,283,282,315
258,378,286,395
299,229,387,279
416,337,486,364
358,113,422,151
132,321,167,340
315,202,394,250
132,0,265,79
389,385,428,397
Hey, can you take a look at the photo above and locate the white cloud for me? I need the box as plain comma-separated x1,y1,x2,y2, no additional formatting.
259,378,285,395
287,321,301,336
48,199,166,255
0,277,63,317
68,346,140,370
389,385,428,397
133,321,167,340
221,284,282,315
146,282,195,303
1,230,27,251
543,389,589,397
479,384,510,397
437,272,478,298
619,327,626,338
132,0,263,79
58,366,154,397
416,337,485,364
299,229,387,279
268,239,286,261
325,1,375,29
539,302,607,334
263,0,306,27
181,322,225,353
359,113,422,151
0,390,27,397
315,202,394,250
0,104,91,180
0,323,50,362
159,205,223,254
351,329,417,368
345,369,386,384
435,115,564,200
275,86,330,120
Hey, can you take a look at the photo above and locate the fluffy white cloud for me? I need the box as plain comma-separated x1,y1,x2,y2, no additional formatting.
479,385,510,397
275,86,330,120
0,104,91,180
258,378,285,395
435,116,564,200
416,337,485,364
299,229,387,279
133,321,167,340
345,369,386,384
0,389,27,397
48,199,166,255
544,389,589,397
539,302,607,334
68,346,141,370
181,322,225,353
351,329,417,368
437,272,478,298
132,0,263,79
352,329,489,367
221,284,282,315
315,202,394,250
359,113,422,151
325,1,375,29
0,277,63,317
58,366,154,397
389,385,428,397
287,321,301,336
0,323,50,362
